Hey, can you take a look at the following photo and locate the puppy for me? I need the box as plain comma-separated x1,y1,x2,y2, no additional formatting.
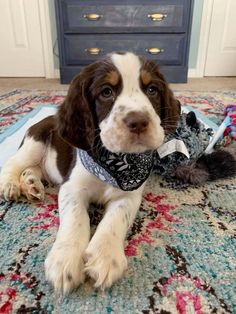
0,52,180,293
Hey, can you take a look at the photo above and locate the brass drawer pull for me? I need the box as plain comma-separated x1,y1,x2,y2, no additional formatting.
146,48,164,55
84,13,102,21
85,48,102,55
148,13,167,21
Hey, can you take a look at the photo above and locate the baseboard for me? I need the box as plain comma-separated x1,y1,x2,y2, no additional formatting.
188,68,203,78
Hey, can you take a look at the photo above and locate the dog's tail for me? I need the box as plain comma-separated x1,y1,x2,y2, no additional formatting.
174,150,236,185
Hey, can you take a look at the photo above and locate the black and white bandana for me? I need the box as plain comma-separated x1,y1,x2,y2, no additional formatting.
76,111,213,190
77,147,155,191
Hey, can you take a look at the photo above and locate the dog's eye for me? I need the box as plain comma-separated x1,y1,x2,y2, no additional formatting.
147,85,158,96
101,87,113,98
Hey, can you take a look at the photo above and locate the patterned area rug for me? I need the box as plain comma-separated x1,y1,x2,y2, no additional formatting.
0,90,236,314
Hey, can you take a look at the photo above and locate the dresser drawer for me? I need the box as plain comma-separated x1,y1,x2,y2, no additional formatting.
55,0,194,83
60,0,189,33
64,34,185,66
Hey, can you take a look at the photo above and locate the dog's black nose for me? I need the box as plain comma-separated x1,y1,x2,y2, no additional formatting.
123,111,149,134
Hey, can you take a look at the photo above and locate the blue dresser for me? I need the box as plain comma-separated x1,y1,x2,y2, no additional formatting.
55,0,194,83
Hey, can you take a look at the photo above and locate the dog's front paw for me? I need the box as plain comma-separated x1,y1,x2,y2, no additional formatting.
20,169,45,201
0,177,20,201
84,236,127,289
45,242,85,294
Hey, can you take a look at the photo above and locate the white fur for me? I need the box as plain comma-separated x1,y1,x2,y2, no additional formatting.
43,147,63,185
45,160,143,292
0,52,165,293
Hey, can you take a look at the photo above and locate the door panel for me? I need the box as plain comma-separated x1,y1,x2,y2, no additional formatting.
205,0,236,76
0,0,45,77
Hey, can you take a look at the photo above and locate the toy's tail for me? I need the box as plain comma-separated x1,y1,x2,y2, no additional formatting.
175,150,236,185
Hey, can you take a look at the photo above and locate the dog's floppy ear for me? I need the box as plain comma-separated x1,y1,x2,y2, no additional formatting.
57,65,96,150
157,71,181,134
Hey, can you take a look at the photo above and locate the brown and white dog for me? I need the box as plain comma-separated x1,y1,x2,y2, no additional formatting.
0,52,180,293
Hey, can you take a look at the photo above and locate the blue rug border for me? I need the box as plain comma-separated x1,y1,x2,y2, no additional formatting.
0,105,56,144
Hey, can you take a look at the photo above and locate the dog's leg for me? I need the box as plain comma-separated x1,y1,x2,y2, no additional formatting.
84,189,143,289
0,137,46,201
19,166,45,201
45,178,90,294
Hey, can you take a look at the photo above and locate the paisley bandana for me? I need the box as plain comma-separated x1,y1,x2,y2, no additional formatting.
77,148,155,191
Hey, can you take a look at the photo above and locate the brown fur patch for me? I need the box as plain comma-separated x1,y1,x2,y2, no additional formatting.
27,115,76,181
140,70,152,86
106,70,120,86
57,57,123,154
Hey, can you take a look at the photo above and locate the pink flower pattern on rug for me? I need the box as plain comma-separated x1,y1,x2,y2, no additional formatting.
28,193,59,232
125,193,180,257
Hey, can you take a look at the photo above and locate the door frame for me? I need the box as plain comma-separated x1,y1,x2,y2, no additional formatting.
188,0,214,78
39,0,55,78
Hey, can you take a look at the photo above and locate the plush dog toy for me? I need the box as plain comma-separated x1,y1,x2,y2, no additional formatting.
154,109,236,186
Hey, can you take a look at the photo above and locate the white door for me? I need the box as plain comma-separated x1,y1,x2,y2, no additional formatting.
0,0,45,77
205,0,236,76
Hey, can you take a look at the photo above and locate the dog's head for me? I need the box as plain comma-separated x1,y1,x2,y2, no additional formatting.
57,52,180,154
